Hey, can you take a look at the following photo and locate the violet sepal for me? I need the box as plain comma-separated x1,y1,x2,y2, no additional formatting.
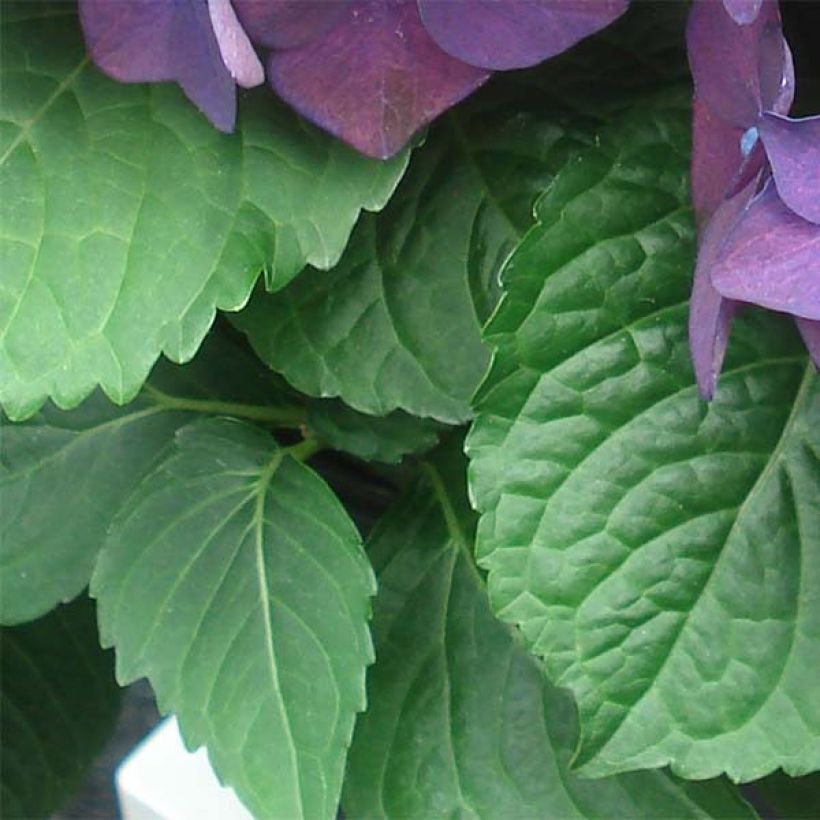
266,2,490,159
208,0,264,88
722,0,764,25
710,182,820,320
758,113,820,224
796,318,820,368
417,0,628,70
232,1,345,49
688,179,757,397
79,0,264,132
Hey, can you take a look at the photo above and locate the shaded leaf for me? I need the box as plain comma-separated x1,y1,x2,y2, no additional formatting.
745,771,820,819
307,400,444,464
0,1,408,420
1,595,120,818
0,331,294,625
467,89,820,782
92,418,375,819
232,8,675,423
344,442,755,818
230,0,690,423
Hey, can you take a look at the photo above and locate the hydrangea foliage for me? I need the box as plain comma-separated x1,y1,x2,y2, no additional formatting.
2,1,820,817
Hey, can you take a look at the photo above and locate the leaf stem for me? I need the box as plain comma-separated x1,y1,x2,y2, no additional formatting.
421,461,485,587
286,436,324,462
143,384,305,428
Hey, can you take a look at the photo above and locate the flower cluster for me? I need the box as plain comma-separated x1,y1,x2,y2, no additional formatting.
686,0,819,397
79,0,628,158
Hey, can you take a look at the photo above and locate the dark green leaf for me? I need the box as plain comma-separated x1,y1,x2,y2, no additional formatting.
1,331,296,625
230,1,691,424
307,400,444,464
92,418,375,819
467,89,820,782
0,1,408,420
230,58,606,423
344,441,755,818
746,771,820,819
1,595,120,819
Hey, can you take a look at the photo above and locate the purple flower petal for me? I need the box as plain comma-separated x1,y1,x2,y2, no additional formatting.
795,318,820,369
208,0,264,88
689,260,738,401
687,0,784,127
232,1,346,49
266,2,490,159
80,0,237,131
759,112,820,224
722,0,763,25
711,181,820,320
691,97,745,224
757,23,794,114
689,180,756,398
417,0,628,71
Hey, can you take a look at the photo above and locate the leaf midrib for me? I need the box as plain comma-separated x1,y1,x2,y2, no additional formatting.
250,450,306,817
422,464,592,818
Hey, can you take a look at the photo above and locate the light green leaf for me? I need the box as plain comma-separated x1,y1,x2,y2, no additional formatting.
91,417,375,819
0,1,408,420
1,594,120,819
307,400,444,464
467,90,820,782
344,441,755,818
1,331,298,625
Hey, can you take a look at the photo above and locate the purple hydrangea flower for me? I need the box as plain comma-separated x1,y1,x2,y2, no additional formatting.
80,0,628,157
721,0,763,26
80,0,265,131
686,0,820,398
237,0,629,157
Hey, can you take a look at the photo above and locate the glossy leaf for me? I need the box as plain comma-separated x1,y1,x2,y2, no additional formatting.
0,595,120,819
92,418,375,819
0,1,408,420
468,89,820,782
344,443,755,818
0,331,295,625
231,1,690,423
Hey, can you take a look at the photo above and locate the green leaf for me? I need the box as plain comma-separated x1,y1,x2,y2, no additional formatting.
230,62,601,424
0,1,408,421
343,441,755,819
467,89,820,782
1,330,298,625
91,417,375,819
307,400,444,464
229,1,691,425
1,595,120,819
1,388,189,625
